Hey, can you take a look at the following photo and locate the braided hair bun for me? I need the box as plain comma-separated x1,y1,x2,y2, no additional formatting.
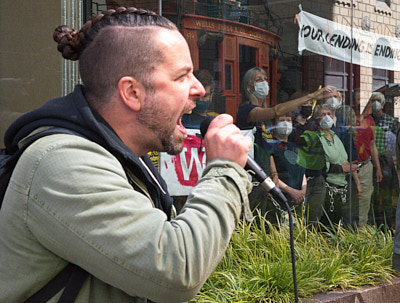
53,25,82,60
53,7,176,61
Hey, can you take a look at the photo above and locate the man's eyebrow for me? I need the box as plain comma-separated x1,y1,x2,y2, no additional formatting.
170,65,191,78
178,65,192,74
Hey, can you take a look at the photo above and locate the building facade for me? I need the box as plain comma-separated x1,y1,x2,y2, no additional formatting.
2,1,400,127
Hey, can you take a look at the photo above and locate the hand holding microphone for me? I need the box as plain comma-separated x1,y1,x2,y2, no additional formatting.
200,114,251,168
200,115,288,205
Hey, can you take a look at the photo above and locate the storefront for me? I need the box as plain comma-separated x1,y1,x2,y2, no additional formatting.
177,14,280,118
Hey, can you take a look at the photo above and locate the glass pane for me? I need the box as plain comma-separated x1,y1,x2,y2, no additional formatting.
224,64,232,91
2,0,399,233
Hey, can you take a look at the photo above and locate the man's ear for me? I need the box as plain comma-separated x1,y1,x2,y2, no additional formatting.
118,76,144,111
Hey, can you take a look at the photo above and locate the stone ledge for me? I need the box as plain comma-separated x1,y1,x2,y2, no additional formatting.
301,277,400,303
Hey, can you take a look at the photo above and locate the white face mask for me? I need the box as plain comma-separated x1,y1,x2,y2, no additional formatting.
253,81,269,99
275,121,293,137
319,114,334,130
326,97,340,110
372,101,382,113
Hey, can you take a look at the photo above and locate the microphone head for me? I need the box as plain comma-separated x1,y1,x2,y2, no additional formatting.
200,116,216,138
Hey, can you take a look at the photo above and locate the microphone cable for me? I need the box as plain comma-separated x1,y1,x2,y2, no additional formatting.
284,198,299,303
198,116,298,301
254,178,299,303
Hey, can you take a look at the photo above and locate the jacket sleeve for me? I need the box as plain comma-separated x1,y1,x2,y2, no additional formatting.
292,123,307,146
23,135,252,302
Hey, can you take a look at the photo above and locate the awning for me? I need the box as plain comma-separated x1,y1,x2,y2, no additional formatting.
375,83,400,101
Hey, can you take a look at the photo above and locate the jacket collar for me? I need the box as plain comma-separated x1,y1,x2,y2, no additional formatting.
5,85,173,218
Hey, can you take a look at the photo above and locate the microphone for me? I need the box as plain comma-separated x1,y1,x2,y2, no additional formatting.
200,116,287,205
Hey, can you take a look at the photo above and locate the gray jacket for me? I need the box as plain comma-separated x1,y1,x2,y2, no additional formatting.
0,133,252,302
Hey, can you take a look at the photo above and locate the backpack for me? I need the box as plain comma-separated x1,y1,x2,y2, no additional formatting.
0,127,88,303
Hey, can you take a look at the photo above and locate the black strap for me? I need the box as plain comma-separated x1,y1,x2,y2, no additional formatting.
25,264,88,303
58,265,89,303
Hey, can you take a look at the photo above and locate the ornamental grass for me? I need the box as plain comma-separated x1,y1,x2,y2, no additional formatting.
193,214,397,303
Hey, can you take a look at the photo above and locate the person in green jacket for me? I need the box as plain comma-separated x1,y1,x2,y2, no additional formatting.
296,104,360,227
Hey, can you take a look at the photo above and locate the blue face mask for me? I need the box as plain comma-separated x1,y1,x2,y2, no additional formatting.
193,99,211,114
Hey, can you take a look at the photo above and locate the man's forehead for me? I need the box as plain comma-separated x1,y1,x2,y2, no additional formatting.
155,30,193,72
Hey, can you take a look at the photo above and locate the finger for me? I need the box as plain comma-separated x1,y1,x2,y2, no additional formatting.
204,121,251,167
207,114,233,132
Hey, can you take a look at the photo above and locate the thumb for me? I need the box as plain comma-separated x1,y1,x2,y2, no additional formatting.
207,114,233,131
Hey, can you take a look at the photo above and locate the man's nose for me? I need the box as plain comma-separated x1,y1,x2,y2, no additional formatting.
191,76,205,98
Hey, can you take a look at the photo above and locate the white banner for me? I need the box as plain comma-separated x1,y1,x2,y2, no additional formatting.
159,128,255,196
297,10,400,71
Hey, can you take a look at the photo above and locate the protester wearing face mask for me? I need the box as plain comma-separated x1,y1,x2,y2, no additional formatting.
236,67,336,181
270,114,307,208
296,99,314,124
248,113,306,224
316,104,361,226
325,95,341,125
288,90,313,128
322,91,360,226
353,90,383,227
182,69,215,129
368,92,399,229
236,68,335,131
369,92,398,160
296,104,360,227
291,92,320,146
291,92,334,228
324,91,349,137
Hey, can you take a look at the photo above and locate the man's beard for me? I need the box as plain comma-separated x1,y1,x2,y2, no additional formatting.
138,90,184,155
161,134,183,155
